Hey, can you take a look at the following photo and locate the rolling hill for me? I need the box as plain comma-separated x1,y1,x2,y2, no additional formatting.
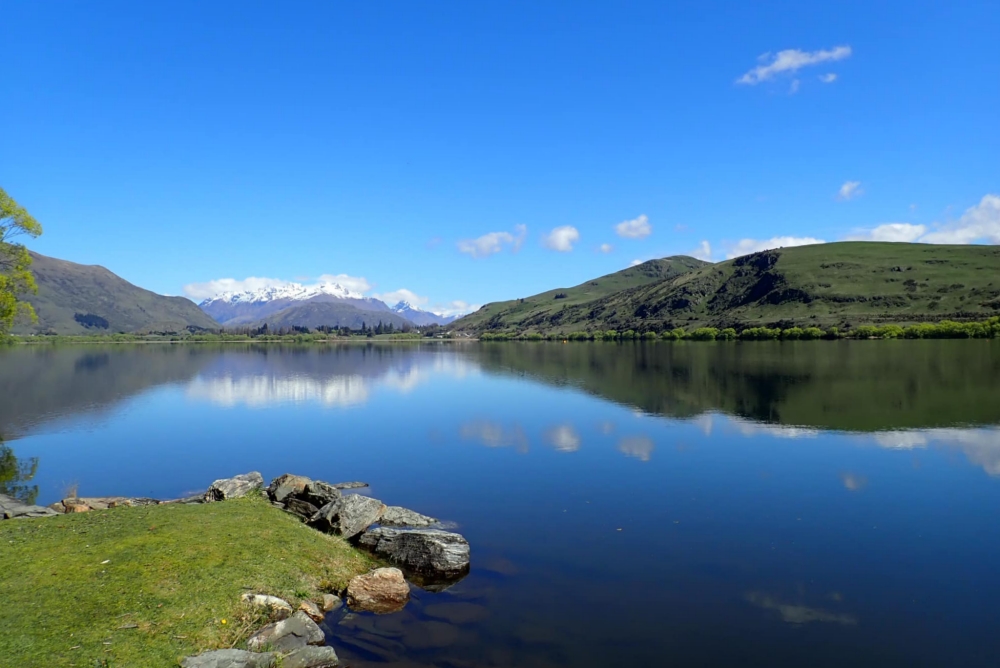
249,301,413,330
15,252,218,335
453,242,1000,333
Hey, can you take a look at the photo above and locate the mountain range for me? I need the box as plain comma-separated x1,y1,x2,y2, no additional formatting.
453,242,1000,333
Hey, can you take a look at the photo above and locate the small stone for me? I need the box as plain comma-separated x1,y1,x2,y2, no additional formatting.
246,611,324,652
240,593,293,619
298,600,324,622
279,646,340,668
309,494,386,539
285,498,320,519
380,506,438,528
179,649,276,668
204,472,264,502
321,594,342,613
346,567,410,614
267,474,313,503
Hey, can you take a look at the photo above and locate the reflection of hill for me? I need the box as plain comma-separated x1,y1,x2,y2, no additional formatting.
0,346,216,438
472,341,1000,431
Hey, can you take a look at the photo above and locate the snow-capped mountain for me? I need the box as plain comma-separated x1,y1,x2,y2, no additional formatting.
199,281,391,326
391,301,457,326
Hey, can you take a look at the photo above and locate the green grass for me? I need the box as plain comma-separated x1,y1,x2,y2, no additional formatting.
0,494,378,667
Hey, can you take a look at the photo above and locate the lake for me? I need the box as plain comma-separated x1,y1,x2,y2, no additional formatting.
2,341,1000,667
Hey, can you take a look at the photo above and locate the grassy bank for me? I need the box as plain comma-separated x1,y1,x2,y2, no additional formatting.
0,494,378,667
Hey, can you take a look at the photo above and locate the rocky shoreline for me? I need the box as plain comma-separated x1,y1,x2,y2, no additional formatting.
2,471,471,668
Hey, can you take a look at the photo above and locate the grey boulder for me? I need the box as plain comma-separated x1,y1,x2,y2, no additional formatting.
302,481,341,507
310,494,386,539
180,649,276,668
246,611,324,653
285,498,320,520
267,474,312,503
357,528,470,577
380,506,438,528
204,472,264,501
280,646,340,668
0,494,58,519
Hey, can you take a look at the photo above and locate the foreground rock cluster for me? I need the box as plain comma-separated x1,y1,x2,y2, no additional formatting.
5,471,472,667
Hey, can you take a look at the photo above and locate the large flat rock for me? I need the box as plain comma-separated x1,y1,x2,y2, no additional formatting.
309,494,385,539
357,528,470,577
0,494,59,519
180,649,276,668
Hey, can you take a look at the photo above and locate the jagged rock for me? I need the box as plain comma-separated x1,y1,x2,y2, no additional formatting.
179,649,276,668
331,482,368,490
380,506,438,528
321,594,342,612
346,568,410,614
267,474,312,503
246,611,324,652
285,498,320,519
309,494,386,539
357,528,470,577
298,600,324,622
302,481,341,507
280,646,340,668
205,472,264,502
240,593,293,619
0,494,59,519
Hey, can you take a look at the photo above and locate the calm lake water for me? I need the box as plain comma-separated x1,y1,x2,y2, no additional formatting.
3,341,1000,667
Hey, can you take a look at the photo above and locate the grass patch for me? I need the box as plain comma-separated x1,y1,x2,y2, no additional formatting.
0,494,378,667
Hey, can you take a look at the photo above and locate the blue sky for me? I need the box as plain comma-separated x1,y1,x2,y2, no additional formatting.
3,1,998,315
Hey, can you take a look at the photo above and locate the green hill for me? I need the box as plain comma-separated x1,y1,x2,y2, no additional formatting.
15,252,218,335
453,256,709,331
251,301,413,330
454,242,1000,333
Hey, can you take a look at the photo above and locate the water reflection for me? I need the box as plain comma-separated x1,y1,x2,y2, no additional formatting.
0,440,39,505
745,592,858,626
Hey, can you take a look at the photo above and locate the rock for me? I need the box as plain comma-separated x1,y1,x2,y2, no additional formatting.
246,611,324,652
302,481,341,507
279,646,340,668
321,594,342,613
240,593,293,619
331,482,368,490
357,528,470,577
65,502,92,513
162,494,205,505
298,600,324,622
179,649,276,668
309,494,386,539
346,568,410,614
267,474,312,503
380,506,438,528
285,498,320,520
204,472,264,502
0,494,59,519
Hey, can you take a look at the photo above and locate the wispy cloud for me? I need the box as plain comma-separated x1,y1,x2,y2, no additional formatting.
316,273,373,294
789,79,801,94
183,277,289,300
374,288,428,307
544,425,581,452
618,436,654,462
460,421,528,452
457,224,527,259
845,223,927,243
691,240,713,261
615,214,652,239
745,592,857,626
599,243,614,254
629,259,644,267
543,225,581,252
723,236,826,259
737,45,852,85
837,180,863,201
430,300,480,318
819,73,838,83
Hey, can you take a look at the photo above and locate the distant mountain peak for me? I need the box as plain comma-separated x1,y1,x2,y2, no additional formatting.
200,282,365,307
390,300,457,326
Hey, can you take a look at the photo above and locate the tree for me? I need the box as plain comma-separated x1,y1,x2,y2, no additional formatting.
0,439,40,505
0,187,43,336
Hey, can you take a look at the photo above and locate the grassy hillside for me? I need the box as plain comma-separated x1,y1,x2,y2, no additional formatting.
16,252,218,335
456,243,1000,333
453,256,709,331
252,301,414,330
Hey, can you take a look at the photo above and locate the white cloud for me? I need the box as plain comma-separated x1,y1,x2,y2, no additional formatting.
457,224,527,258
629,259,644,267
183,276,289,300
429,300,481,318
543,225,581,252
819,73,838,83
618,436,654,462
544,425,581,452
615,214,652,239
789,79,801,94
737,45,852,85
845,223,927,243
374,288,429,307
599,243,614,253
724,236,826,259
837,180,863,201
316,273,373,294
691,240,713,261
919,194,1000,244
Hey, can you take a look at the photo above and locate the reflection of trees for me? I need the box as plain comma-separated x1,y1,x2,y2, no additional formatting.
0,438,39,505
